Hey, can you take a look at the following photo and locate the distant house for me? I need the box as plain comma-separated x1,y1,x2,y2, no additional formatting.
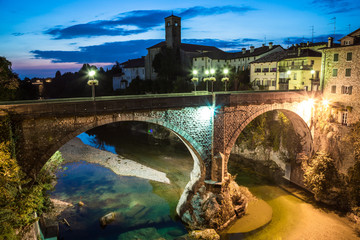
113,56,145,90
250,46,323,91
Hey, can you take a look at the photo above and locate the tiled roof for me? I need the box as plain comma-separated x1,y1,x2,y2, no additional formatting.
230,45,282,59
120,56,145,68
252,49,321,64
147,41,222,53
251,51,289,63
340,27,360,40
284,49,322,58
147,41,167,49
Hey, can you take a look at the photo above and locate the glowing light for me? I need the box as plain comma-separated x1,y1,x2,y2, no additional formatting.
223,69,229,74
287,70,291,75
205,70,209,75
193,69,198,75
148,129,153,134
311,70,315,74
307,98,315,107
322,99,329,108
89,70,95,77
197,106,215,121
210,69,215,74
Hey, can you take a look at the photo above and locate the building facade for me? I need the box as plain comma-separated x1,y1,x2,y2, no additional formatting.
192,43,284,79
321,28,360,125
277,49,322,91
250,47,322,91
113,57,145,90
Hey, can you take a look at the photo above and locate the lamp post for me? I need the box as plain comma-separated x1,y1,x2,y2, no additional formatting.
203,69,210,91
222,68,229,91
87,70,98,101
191,69,199,93
209,68,216,92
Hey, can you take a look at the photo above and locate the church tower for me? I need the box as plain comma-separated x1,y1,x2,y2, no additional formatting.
165,15,181,49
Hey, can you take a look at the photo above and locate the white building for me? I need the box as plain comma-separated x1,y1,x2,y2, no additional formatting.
113,56,145,90
192,43,284,78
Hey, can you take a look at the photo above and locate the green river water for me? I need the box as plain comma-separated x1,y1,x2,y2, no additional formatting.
51,122,358,240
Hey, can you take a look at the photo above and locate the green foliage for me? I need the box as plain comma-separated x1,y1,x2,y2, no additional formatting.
347,160,360,206
0,56,20,101
303,152,340,199
0,115,63,239
236,111,301,162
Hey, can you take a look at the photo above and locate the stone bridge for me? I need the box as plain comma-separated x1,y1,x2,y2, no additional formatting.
0,90,315,227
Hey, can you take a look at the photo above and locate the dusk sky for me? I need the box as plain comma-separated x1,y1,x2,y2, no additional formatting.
1,0,359,79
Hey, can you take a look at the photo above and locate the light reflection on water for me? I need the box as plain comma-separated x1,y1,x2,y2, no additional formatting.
52,161,187,240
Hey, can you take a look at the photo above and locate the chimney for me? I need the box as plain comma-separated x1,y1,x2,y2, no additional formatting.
295,43,299,47
328,37,333,48
242,48,246,54
307,41,309,46
298,48,301,56
269,42,273,49
262,44,265,47
250,46,254,53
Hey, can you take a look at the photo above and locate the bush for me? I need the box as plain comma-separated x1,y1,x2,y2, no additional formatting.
303,152,347,208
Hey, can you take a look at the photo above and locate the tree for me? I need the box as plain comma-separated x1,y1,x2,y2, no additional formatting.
152,47,188,93
302,152,344,206
0,115,64,238
0,57,20,100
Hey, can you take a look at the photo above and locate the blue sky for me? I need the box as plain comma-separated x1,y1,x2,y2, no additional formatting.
1,0,359,78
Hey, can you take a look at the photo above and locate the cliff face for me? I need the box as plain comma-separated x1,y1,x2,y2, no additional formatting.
313,123,355,174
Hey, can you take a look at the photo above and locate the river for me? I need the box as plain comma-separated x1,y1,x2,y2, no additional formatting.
51,122,359,240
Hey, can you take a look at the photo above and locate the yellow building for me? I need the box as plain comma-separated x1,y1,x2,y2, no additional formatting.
277,49,322,91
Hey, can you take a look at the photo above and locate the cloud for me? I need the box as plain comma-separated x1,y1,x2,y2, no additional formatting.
31,38,259,64
281,33,345,45
12,32,25,36
45,6,255,39
31,39,161,63
311,0,360,14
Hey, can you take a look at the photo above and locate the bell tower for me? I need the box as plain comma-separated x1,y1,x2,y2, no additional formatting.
165,15,181,49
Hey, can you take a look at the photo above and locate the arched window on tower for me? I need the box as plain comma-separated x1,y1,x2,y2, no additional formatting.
167,22,170,26
175,22,178,26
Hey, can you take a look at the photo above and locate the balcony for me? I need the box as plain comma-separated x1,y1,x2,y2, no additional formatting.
279,65,313,72
310,77,320,83
279,78,290,83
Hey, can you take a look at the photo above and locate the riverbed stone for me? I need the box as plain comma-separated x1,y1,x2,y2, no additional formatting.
189,229,220,240
181,174,249,231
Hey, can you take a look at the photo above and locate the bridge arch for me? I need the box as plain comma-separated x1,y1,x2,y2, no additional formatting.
220,101,314,179
40,112,210,216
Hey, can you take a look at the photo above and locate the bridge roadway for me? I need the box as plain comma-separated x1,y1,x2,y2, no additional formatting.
0,90,309,116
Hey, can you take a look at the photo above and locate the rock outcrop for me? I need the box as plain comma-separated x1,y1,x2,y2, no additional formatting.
180,174,250,231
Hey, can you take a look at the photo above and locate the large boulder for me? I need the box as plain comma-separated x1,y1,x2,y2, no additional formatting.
99,212,116,227
181,174,250,231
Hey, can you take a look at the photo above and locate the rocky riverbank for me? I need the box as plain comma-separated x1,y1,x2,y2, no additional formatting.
59,137,170,184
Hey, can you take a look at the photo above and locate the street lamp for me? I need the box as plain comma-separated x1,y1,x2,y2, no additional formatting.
209,68,216,92
191,69,199,93
87,70,98,101
222,68,229,91
203,69,210,91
